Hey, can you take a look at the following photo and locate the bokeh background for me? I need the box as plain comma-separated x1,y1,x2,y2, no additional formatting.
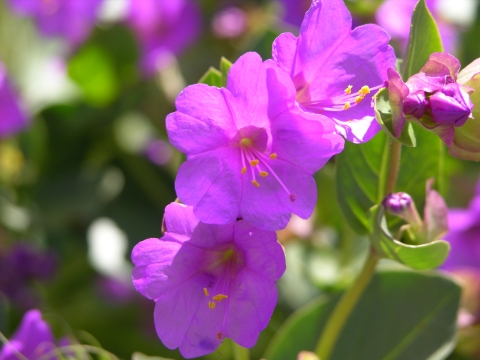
0,0,480,359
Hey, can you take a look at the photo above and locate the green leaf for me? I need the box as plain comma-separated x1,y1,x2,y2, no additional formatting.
68,44,119,106
369,205,450,270
374,88,416,147
264,270,461,360
336,123,443,236
336,131,390,234
198,66,223,87
132,353,174,360
220,57,233,87
449,74,480,161
401,0,443,80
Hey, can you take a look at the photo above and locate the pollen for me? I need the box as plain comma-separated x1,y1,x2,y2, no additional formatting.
355,96,364,104
240,138,252,147
203,288,209,296
290,194,296,202
252,180,260,187
212,294,228,302
260,171,268,177
344,85,353,94
270,153,277,160
250,159,259,166
208,301,216,309
358,85,370,96
343,102,351,110
217,332,224,340
241,167,247,174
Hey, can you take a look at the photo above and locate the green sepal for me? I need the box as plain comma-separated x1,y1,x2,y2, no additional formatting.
374,87,416,147
198,66,223,87
368,205,450,270
220,57,233,87
401,0,443,80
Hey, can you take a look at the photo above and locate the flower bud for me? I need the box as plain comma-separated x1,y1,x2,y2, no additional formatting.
383,192,423,228
428,83,474,127
404,91,427,119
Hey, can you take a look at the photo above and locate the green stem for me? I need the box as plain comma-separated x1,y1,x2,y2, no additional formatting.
385,139,402,194
314,248,379,359
233,342,250,360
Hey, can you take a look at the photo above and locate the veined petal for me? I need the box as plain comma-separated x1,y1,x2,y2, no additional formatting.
333,116,382,144
163,202,200,237
176,147,242,225
167,84,237,156
272,32,298,77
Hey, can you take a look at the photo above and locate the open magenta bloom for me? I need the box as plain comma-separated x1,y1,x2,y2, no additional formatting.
132,202,286,358
272,0,396,143
126,0,201,75
0,309,56,360
7,0,103,47
167,52,344,231
0,63,28,139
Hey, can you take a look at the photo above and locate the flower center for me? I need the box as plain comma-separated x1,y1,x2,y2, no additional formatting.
239,139,295,202
301,83,384,113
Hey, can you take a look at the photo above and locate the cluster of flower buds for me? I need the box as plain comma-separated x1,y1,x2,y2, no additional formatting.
387,53,476,146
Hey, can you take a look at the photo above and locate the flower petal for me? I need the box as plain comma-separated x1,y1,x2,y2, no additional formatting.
176,147,242,225
163,202,200,237
166,84,237,156
272,32,298,77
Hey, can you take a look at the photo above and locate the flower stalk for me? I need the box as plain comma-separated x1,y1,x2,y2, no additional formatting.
233,343,250,360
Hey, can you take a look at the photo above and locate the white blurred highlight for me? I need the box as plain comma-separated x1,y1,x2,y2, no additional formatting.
87,218,132,283
438,0,477,26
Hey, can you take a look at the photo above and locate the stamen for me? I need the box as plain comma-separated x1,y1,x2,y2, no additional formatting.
355,96,364,104
250,159,259,166
212,294,228,302
290,194,296,202
270,153,277,160
203,288,209,296
252,180,260,187
344,85,353,94
208,301,216,309
343,102,351,110
260,171,268,177
241,167,246,174
217,332,223,340
358,85,370,96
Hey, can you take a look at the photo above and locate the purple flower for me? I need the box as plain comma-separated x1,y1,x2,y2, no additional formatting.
131,202,286,358
7,0,103,47
383,192,423,228
272,0,396,143
126,0,202,75
0,63,28,139
211,7,247,39
0,309,56,360
387,53,474,145
376,0,458,55
166,52,344,231
277,0,312,28
442,180,480,271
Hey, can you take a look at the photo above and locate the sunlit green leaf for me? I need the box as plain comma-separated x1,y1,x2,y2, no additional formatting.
220,57,233,87
198,66,223,87
264,270,460,360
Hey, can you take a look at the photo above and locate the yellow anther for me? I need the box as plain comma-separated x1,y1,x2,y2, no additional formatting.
252,180,260,187
203,288,209,296
241,167,247,174
212,294,228,302
208,301,216,309
347,119,352,123
270,153,277,160
240,138,252,146
260,171,268,177
250,159,259,166
358,85,370,96
343,102,351,110
355,96,364,104
344,85,353,94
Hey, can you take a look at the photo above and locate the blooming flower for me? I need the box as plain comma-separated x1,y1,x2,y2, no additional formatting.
376,0,458,55
7,0,103,47
272,0,396,143
387,52,474,145
126,0,201,75
0,63,28,139
167,52,344,231
131,202,286,358
0,309,56,360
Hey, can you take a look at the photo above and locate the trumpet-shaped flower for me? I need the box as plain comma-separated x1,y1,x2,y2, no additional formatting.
0,63,28,139
126,0,201,75
272,0,396,143
0,309,56,360
131,202,286,358
7,0,103,47
167,52,344,231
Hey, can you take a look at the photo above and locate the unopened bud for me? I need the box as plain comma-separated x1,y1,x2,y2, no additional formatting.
428,83,473,127
404,91,427,119
383,192,423,228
